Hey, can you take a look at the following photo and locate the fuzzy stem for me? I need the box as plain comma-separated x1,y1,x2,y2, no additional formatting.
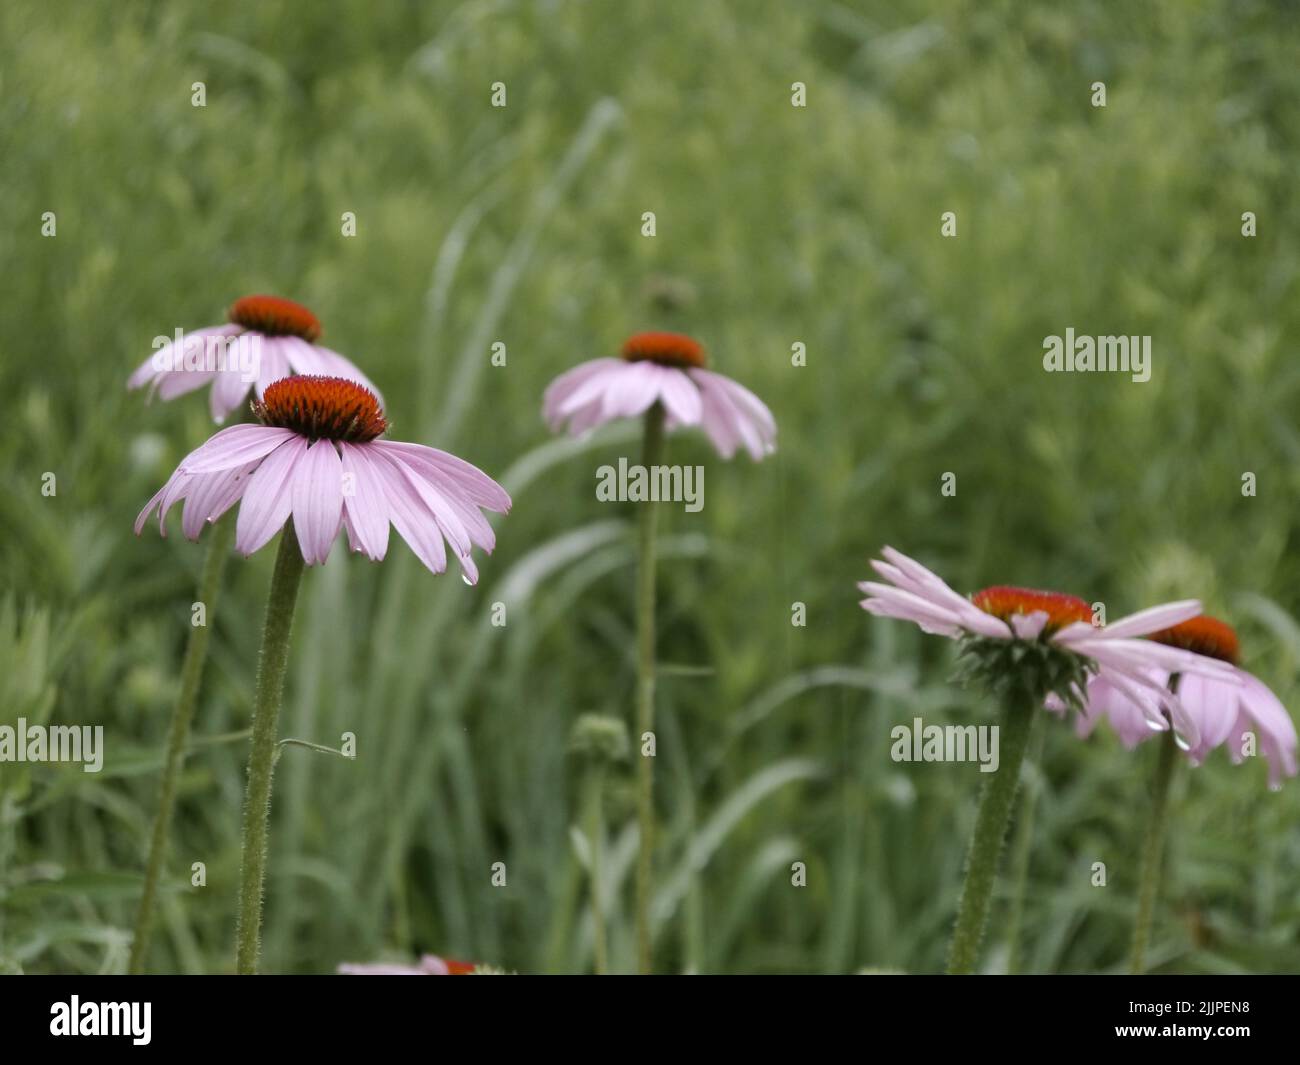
586,764,608,975
129,513,235,974
947,689,1036,975
234,523,305,975
1130,729,1177,974
1003,713,1045,974
634,403,665,976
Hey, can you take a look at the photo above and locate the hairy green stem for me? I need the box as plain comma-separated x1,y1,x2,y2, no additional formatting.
634,403,665,975
1004,713,1045,974
1130,729,1177,974
129,514,235,974
947,690,1035,974
586,764,608,975
234,524,305,974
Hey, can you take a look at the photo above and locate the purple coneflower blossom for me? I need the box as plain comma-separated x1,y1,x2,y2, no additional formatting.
858,547,1239,738
135,376,509,583
858,546,1241,975
128,294,382,423
1072,615,1297,788
338,954,476,975
543,331,776,460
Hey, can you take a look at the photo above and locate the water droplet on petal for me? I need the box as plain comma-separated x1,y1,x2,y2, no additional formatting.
1269,781,1283,793
461,573,474,586
1172,728,1192,752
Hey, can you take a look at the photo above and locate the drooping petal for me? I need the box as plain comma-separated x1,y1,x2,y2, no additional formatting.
544,359,624,429
597,360,663,421
291,441,344,565
367,449,448,576
1235,674,1298,785
555,361,638,421
180,425,299,475
689,367,776,460
379,442,504,551
135,467,191,536
181,461,258,540
372,445,480,582
379,441,511,514
235,436,307,556
128,325,241,391
209,366,254,424
156,367,218,401
648,364,703,426
337,442,391,561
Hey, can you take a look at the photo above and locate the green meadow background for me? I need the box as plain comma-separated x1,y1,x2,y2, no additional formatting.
2,0,1298,974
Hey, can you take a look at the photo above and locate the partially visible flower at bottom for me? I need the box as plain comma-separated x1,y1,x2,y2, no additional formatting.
134,376,510,583
1067,615,1298,788
337,954,477,975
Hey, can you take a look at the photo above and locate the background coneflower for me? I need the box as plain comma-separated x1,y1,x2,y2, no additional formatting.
543,331,775,974
1065,613,1296,972
128,295,381,424
858,547,1237,974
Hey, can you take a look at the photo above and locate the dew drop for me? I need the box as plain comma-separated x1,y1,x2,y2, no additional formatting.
461,573,474,586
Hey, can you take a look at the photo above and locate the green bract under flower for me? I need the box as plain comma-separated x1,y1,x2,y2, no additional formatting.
953,635,1097,711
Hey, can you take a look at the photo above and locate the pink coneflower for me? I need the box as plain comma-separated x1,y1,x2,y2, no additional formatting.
859,548,1237,722
127,295,382,423
338,954,477,975
135,376,509,583
543,331,776,460
1074,615,1297,788
543,330,775,975
857,546,1239,975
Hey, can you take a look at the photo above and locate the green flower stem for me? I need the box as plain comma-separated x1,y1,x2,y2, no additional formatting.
129,513,236,974
586,763,608,975
1130,729,1178,974
234,523,305,975
947,689,1036,975
634,402,666,976
1003,713,1045,974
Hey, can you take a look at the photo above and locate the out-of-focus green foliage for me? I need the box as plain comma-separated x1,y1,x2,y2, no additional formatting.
1,0,1297,973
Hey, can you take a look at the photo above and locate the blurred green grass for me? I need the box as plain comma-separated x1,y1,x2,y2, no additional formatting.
1,0,1298,973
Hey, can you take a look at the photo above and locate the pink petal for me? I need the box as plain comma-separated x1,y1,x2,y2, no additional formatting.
1102,600,1203,639
380,441,511,513
209,366,253,424
337,443,391,560
368,450,447,576
180,424,298,475
648,364,703,426
181,462,258,540
235,436,306,556
291,441,344,565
